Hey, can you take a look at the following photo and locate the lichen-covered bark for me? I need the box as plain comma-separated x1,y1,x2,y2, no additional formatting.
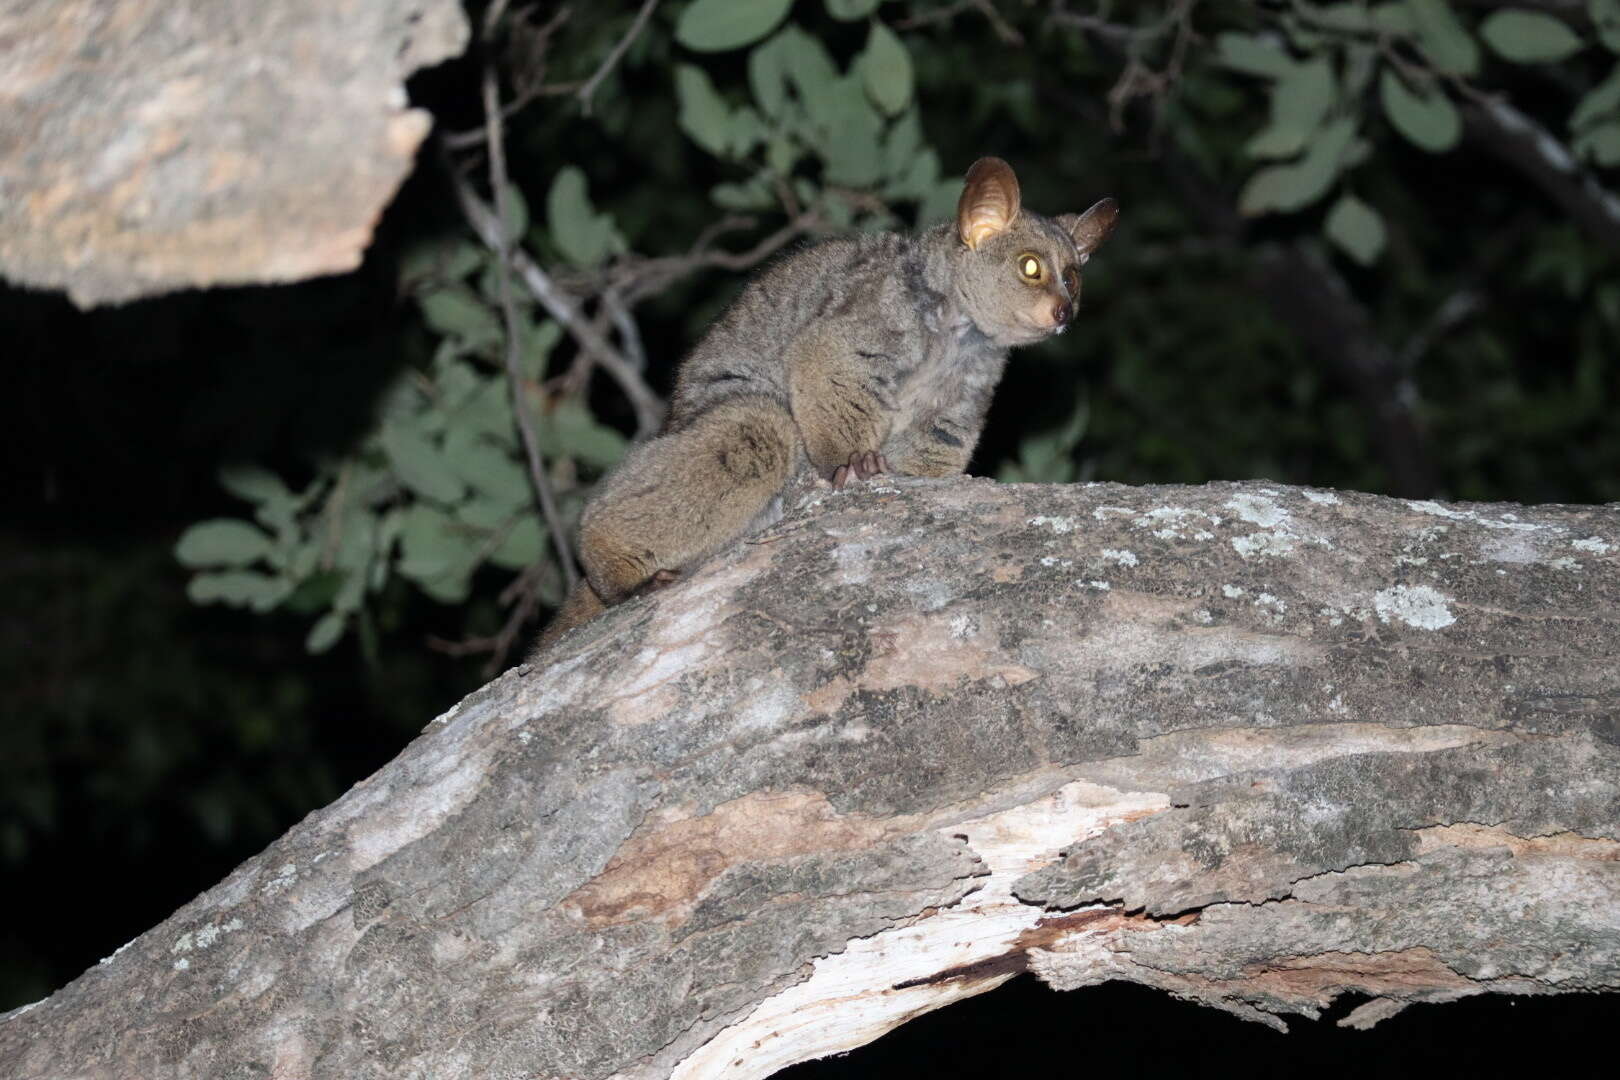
0,0,467,307
3,478,1617,1078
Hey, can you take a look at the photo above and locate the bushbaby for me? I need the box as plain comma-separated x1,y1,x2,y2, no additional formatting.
536,157,1117,649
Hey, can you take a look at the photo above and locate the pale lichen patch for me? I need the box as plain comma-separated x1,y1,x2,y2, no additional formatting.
1302,491,1342,505
1225,494,1289,529
1100,548,1138,567
1572,536,1613,554
1028,515,1078,534
172,916,245,970
1372,585,1455,630
1407,500,1555,533
1233,532,1297,559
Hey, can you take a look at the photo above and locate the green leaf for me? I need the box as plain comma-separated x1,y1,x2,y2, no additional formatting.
1213,32,1297,78
490,516,546,570
399,236,486,291
419,286,501,346
1480,10,1583,62
397,504,465,581
780,25,841,111
1245,57,1337,159
766,134,799,175
1406,0,1480,75
1238,117,1358,215
379,421,466,504
1304,3,1375,32
535,400,630,469
814,77,885,186
546,166,623,268
675,63,734,156
1572,64,1620,130
1595,0,1620,52
826,0,881,18
889,145,941,201
1380,69,1461,152
305,611,345,654
712,176,777,210
442,427,530,505
748,30,793,117
919,177,961,225
1370,3,1416,35
1574,120,1620,164
218,464,291,506
883,108,923,178
857,22,913,116
452,377,518,447
519,318,562,383
187,569,287,608
1325,193,1387,265
728,105,769,157
676,0,794,52
499,183,529,243
176,519,275,567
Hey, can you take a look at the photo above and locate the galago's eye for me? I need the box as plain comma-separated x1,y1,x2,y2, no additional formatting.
1062,266,1080,295
1018,253,1044,282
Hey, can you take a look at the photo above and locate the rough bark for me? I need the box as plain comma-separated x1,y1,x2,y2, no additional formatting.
4,477,1618,1079
0,0,468,307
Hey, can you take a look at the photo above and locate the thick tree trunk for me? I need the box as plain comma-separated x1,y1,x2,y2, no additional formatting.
4,478,1618,1079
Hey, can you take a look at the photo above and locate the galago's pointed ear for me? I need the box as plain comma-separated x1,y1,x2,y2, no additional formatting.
956,157,1021,251
1057,197,1120,264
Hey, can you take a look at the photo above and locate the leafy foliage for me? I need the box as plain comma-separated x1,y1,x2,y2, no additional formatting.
171,0,1620,657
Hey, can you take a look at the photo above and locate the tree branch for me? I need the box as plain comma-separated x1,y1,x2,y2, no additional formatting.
5,479,1618,1077
1461,96,1620,256
481,60,579,593
443,157,669,438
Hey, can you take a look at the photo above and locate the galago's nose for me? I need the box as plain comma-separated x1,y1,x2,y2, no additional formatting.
1052,301,1071,328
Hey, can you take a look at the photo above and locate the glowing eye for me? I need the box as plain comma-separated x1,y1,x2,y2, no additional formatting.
1062,267,1079,294
1019,254,1043,281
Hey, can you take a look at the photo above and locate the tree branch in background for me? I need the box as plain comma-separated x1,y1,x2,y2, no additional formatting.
482,61,579,599
894,0,1025,44
576,0,660,115
1045,80,1438,496
441,4,574,151
1460,97,1620,256
1249,244,1438,496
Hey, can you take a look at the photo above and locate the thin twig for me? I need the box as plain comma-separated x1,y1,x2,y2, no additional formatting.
601,288,647,373
442,3,572,151
577,0,661,115
426,563,551,676
481,63,580,592
444,159,669,437
895,0,1024,44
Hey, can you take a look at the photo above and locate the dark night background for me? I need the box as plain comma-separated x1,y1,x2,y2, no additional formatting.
3,0,1619,1074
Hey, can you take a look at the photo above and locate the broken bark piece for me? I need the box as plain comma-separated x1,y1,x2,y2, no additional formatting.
0,0,468,307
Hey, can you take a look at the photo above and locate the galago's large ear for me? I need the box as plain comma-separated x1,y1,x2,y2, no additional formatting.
956,157,1021,250
1057,197,1119,264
